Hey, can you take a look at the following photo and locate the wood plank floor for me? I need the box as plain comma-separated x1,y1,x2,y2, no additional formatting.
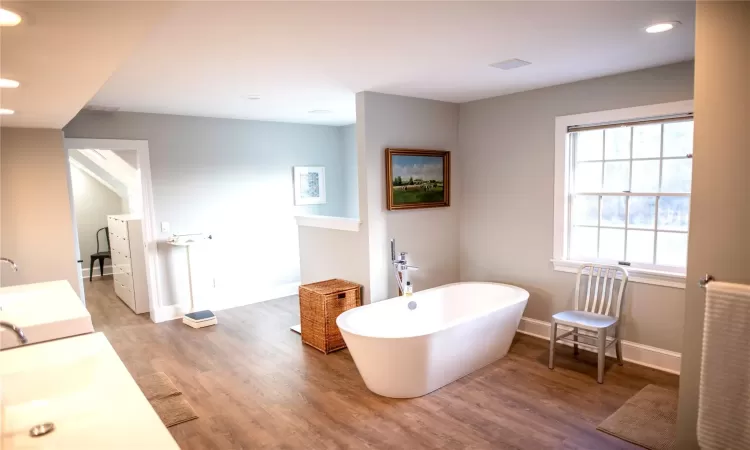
85,278,678,450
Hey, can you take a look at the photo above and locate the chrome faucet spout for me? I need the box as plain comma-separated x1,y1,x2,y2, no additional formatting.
0,321,28,344
0,257,18,272
390,239,418,294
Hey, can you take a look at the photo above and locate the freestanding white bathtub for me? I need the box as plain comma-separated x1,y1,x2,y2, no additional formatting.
336,282,529,398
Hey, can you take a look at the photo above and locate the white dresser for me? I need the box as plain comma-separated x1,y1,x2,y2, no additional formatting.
107,215,150,314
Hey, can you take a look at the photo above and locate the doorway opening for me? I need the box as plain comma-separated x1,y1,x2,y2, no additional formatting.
64,138,161,323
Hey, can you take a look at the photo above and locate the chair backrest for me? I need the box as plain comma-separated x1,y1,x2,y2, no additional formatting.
96,227,110,253
574,264,629,318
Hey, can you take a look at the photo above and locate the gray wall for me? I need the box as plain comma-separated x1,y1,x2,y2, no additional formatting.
339,124,359,219
0,128,81,296
677,3,750,447
360,92,460,301
69,164,124,271
458,62,694,352
64,111,357,306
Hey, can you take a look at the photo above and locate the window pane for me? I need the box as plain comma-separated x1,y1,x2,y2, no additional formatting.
631,160,660,192
571,226,598,260
576,130,603,161
632,124,661,158
627,230,655,264
605,127,631,160
628,196,656,228
661,158,692,193
599,229,625,261
658,196,690,231
603,161,630,191
663,121,693,157
656,232,688,267
601,196,626,227
572,196,599,226
575,162,602,192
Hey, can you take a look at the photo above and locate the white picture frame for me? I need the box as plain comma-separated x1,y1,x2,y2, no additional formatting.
293,166,327,205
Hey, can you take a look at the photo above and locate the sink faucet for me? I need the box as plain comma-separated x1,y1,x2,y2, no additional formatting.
0,257,18,272
0,321,28,344
390,239,418,294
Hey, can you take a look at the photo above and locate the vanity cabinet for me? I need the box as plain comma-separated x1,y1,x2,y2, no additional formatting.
107,215,150,314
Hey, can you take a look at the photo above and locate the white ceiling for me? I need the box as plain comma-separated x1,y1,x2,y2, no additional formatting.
2,1,695,128
0,1,173,128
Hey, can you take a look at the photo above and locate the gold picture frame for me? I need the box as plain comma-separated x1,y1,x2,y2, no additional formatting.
385,148,450,211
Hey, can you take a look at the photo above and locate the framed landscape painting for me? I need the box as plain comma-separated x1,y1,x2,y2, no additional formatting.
385,148,450,210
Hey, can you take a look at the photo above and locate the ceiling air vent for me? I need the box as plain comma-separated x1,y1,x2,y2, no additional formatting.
83,104,120,112
489,59,532,70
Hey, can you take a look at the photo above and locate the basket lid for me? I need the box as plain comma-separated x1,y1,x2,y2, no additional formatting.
300,279,360,295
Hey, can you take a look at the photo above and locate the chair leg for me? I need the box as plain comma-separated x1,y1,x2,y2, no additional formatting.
549,321,558,370
99,257,105,278
573,327,579,356
615,326,623,366
597,328,607,384
89,256,96,282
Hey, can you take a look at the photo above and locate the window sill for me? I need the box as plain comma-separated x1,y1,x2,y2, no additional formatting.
551,259,686,289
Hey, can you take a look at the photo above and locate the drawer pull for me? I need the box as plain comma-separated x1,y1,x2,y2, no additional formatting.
337,293,346,299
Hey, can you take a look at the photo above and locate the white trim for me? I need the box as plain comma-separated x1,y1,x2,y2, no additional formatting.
82,265,114,279
153,282,301,323
295,214,361,232
517,316,681,375
65,138,162,323
553,100,694,286
551,259,686,289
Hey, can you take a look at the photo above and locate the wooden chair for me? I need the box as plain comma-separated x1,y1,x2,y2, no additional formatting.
548,264,629,383
89,227,111,282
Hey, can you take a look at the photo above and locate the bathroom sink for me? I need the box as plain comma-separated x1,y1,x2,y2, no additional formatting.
0,291,35,310
0,281,93,349
0,333,179,449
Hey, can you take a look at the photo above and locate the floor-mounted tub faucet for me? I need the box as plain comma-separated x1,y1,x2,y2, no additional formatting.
390,239,418,294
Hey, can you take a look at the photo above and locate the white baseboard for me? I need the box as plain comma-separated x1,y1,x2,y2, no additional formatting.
153,282,301,323
81,265,113,279
517,317,681,375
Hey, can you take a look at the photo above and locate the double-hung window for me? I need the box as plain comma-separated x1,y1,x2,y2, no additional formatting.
553,101,694,287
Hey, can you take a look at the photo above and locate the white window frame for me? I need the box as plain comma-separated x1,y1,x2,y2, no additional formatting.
552,100,693,289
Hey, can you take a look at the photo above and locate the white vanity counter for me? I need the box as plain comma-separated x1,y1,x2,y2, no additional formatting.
0,281,94,349
0,332,180,449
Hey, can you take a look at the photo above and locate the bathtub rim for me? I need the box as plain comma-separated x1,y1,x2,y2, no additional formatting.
336,281,529,340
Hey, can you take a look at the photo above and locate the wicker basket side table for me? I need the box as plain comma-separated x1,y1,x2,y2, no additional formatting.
299,279,361,354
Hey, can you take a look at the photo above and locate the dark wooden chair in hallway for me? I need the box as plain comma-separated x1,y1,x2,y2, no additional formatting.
89,227,111,282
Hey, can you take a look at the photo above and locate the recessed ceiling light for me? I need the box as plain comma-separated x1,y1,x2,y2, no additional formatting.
646,21,680,33
246,95,261,101
308,110,332,114
489,58,532,70
0,78,20,88
0,8,22,26
0,108,15,115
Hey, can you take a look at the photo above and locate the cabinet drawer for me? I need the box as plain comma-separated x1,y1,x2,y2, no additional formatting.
113,261,131,275
114,271,133,289
111,249,130,265
110,236,129,253
114,280,135,310
107,217,127,237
